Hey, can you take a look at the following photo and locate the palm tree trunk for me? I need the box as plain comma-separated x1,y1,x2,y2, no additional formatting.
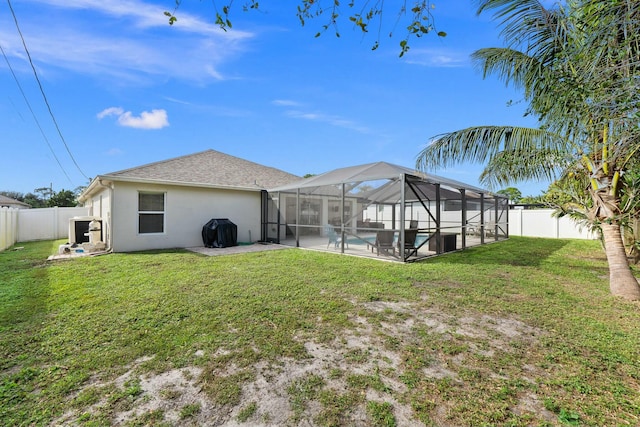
601,223,640,300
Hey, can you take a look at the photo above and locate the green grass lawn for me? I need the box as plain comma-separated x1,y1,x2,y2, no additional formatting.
1,237,639,426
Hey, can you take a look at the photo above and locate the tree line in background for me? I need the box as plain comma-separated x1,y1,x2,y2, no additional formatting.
0,187,84,208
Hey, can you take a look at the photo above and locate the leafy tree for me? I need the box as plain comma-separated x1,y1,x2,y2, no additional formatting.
518,195,544,206
23,192,46,208
496,187,522,203
47,189,77,207
416,0,640,300
2,187,81,208
165,1,446,56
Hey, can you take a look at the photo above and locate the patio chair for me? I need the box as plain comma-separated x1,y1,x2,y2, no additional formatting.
484,222,497,237
398,229,419,258
324,224,344,249
373,230,395,256
465,223,478,236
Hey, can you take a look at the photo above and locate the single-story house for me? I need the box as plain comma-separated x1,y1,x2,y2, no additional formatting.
78,150,300,252
0,195,31,209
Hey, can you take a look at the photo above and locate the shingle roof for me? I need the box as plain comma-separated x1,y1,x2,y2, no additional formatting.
102,149,300,190
0,194,30,208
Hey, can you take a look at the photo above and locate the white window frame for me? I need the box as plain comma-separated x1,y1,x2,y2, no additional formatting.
138,192,166,234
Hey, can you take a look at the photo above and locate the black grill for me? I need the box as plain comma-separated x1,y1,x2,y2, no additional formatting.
202,218,238,248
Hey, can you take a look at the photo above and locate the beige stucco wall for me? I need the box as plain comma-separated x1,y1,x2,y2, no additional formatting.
108,182,261,252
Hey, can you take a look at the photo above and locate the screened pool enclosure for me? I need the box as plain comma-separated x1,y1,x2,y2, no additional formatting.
262,162,508,262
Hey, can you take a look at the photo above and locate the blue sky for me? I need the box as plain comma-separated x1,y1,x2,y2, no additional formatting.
0,0,548,197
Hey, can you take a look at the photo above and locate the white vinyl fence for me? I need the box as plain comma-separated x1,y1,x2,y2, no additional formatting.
17,206,90,243
0,207,19,251
0,206,596,253
0,206,91,251
509,208,596,239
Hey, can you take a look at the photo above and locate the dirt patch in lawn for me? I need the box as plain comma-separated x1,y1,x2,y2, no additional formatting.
53,300,554,426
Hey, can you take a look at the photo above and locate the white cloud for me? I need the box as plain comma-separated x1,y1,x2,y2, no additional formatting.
163,97,193,106
284,110,371,134
272,99,302,107
0,0,254,83
404,48,469,68
98,107,169,130
27,0,251,38
96,107,124,119
118,109,169,129
162,97,253,117
272,99,371,134
105,148,123,156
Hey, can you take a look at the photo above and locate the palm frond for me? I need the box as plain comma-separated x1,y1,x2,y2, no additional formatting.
575,0,640,77
477,147,570,188
472,47,539,92
472,1,592,141
416,125,568,172
475,0,567,59
471,47,571,121
567,1,640,125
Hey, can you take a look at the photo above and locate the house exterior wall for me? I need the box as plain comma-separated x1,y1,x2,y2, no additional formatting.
110,182,261,252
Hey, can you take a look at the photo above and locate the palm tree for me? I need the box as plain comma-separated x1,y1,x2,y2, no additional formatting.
619,162,640,264
416,0,640,300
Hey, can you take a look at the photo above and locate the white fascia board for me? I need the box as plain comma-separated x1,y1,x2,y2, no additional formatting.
97,175,264,193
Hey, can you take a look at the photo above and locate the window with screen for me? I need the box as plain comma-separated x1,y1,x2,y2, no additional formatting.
138,192,165,234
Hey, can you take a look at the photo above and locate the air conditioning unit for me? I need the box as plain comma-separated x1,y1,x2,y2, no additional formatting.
69,216,102,244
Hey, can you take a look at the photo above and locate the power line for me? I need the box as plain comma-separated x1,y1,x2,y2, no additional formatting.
7,96,24,122
0,42,74,185
7,0,89,181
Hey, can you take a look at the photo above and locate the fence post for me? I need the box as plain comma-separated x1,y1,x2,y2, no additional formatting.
0,207,19,251
53,206,59,239
13,209,18,246
0,207,6,250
